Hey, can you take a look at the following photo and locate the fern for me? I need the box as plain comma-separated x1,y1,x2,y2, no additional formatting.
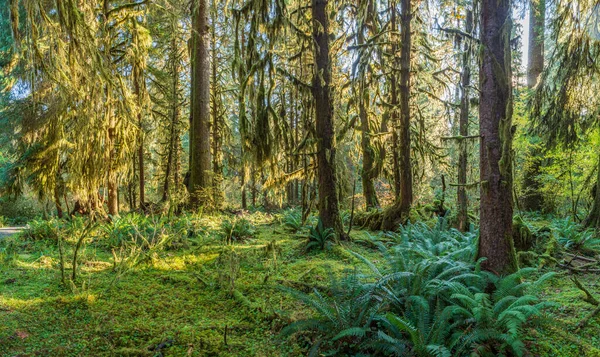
306,218,335,251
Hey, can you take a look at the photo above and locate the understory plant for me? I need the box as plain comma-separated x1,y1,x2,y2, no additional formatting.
221,218,255,244
281,208,304,232
552,217,600,255
283,220,554,356
307,218,335,251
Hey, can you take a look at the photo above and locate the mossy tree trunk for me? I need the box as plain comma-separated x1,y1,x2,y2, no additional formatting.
584,154,600,228
457,9,473,232
312,0,344,238
382,0,412,231
522,0,546,211
389,1,401,200
357,5,379,210
477,0,518,274
189,0,212,208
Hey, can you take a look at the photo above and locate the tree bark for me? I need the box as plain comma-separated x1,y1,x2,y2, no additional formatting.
477,0,518,274
133,55,145,209
189,0,212,208
210,1,223,208
390,2,401,200
457,9,473,232
521,0,546,211
382,0,412,231
312,0,344,238
162,26,181,203
584,154,600,228
357,11,379,210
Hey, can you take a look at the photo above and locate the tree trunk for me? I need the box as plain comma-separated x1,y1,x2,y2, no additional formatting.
382,0,412,231
477,0,518,275
357,15,379,210
133,60,146,209
390,2,401,200
521,0,546,211
211,7,223,208
54,186,63,219
162,28,181,203
189,0,212,208
584,154,600,228
312,0,344,238
457,9,473,232
107,134,119,217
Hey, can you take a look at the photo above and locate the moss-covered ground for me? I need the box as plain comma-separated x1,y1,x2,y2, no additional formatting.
0,212,599,356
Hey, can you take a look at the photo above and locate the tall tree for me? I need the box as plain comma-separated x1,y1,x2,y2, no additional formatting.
312,0,344,237
521,0,546,211
382,0,413,230
477,0,518,274
532,0,600,227
457,8,474,232
189,0,212,207
356,0,380,210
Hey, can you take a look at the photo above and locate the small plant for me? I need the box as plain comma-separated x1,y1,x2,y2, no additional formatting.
0,215,6,228
221,218,255,244
282,209,304,232
307,218,335,251
280,270,379,356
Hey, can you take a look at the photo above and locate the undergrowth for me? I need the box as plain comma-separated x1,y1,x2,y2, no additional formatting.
0,213,599,356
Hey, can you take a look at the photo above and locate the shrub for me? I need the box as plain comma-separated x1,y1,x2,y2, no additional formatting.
22,219,62,242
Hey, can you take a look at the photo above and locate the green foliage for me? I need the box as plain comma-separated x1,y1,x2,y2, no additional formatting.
0,195,44,224
307,218,335,251
220,217,256,244
279,270,379,356
102,214,206,250
283,220,554,357
552,217,600,255
22,218,63,242
281,208,304,232
390,220,478,262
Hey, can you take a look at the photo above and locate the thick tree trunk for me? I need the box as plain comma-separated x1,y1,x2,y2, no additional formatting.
521,0,546,211
477,0,518,275
357,18,379,210
457,9,473,232
382,0,412,231
312,0,344,238
189,0,212,208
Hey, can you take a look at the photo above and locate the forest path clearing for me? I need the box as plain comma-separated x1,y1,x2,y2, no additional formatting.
0,227,24,238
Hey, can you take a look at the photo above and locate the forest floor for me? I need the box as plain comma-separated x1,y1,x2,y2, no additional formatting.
0,212,599,356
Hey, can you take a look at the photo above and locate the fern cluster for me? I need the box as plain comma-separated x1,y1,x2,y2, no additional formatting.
282,220,553,356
